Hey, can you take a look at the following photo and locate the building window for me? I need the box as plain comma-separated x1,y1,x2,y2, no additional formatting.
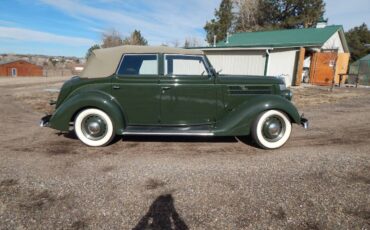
11,68,17,77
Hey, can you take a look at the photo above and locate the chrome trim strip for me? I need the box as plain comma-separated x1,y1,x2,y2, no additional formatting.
122,132,214,136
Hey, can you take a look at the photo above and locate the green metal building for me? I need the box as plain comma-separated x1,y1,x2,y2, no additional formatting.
349,54,370,86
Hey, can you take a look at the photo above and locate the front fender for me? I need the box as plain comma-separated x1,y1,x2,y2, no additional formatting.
215,95,301,136
49,91,126,134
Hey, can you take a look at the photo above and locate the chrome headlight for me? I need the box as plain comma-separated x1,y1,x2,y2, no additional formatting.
279,84,287,91
281,89,293,101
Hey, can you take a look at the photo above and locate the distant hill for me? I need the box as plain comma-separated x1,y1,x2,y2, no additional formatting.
0,54,86,77
0,53,85,66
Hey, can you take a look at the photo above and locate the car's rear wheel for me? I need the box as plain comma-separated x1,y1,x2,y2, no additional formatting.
74,108,115,147
251,110,292,149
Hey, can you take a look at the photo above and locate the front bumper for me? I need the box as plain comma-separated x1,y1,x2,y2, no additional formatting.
40,115,52,127
300,114,309,129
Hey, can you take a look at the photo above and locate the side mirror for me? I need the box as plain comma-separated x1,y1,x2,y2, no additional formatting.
209,67,217,77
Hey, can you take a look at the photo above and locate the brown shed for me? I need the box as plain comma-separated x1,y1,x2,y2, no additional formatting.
0,60,43,77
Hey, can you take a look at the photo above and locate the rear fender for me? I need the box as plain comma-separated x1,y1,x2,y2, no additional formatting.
49,91,126,134
215,95,301,136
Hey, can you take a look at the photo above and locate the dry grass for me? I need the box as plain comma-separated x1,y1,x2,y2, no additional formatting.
14,91,59,114
291,85,369,108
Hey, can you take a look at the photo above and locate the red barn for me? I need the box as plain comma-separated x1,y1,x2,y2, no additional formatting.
0,60,43,77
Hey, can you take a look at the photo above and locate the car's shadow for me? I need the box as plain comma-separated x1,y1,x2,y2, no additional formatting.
62,132,258,148
120,135,258,148
121,135,237,143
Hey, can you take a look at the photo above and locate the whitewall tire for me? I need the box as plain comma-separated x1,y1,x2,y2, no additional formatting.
251,110,292,149
74,108,115,147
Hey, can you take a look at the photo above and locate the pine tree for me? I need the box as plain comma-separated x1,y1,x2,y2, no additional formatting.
259,0,325,29
204,0,234,44
345,23,370,62
122,30,148,46
85,44,101,59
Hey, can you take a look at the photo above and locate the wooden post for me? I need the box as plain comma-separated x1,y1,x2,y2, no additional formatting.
309,53,317,84
295,47,305,86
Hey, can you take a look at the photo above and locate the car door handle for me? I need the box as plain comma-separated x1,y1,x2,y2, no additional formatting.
113,85,120,89
161,86,171,94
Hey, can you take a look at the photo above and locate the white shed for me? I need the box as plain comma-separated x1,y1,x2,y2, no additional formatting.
201,24,349,87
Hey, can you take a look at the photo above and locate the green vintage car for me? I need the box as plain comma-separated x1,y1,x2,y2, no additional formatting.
41,46,308,149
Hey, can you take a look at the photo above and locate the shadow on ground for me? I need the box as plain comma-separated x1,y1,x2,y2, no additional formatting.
122,135,238,143
62,132,260,148
133,194,188,230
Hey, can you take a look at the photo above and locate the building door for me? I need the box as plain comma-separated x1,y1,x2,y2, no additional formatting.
309,52,337,86
11,68,17,77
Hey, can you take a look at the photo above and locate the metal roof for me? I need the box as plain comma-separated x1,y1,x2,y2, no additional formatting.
350,54,370,67
206,25,349,52
357,54,370,61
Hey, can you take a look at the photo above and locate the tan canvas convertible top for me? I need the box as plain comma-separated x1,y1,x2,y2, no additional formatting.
81,45,204,78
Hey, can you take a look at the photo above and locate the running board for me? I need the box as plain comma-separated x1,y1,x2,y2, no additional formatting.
121,125,214,136
122,131,214,136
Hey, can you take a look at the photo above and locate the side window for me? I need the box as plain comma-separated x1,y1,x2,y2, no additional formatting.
117,55,158,76
165,55,209,76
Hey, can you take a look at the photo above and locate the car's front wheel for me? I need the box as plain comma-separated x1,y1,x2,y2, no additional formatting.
74,108,115,147
251,110,292,149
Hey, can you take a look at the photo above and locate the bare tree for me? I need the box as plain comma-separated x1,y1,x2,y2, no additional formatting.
183,37,202,48
162,39,181,48
171,39,181,48
233,0,261,32
101,29,123,48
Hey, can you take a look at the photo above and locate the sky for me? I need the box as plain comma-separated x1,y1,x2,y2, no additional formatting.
0,0,369,57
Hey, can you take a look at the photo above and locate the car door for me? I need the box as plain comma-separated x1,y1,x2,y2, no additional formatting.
159,54,217,125
111,54,160,125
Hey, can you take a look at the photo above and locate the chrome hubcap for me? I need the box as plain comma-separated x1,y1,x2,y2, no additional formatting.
268,122,280,136
262,116,286,142
81,115,107,140
87,122,101,135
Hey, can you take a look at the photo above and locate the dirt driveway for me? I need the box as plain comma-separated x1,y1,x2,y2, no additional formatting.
0,77,369,229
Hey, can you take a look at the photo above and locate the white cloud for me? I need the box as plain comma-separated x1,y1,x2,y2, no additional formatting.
39,0,220,45
0,20,16,26
0,26,95,46
88,27,105,33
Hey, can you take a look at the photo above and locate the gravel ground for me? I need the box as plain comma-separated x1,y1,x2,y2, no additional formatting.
0,77,369,229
